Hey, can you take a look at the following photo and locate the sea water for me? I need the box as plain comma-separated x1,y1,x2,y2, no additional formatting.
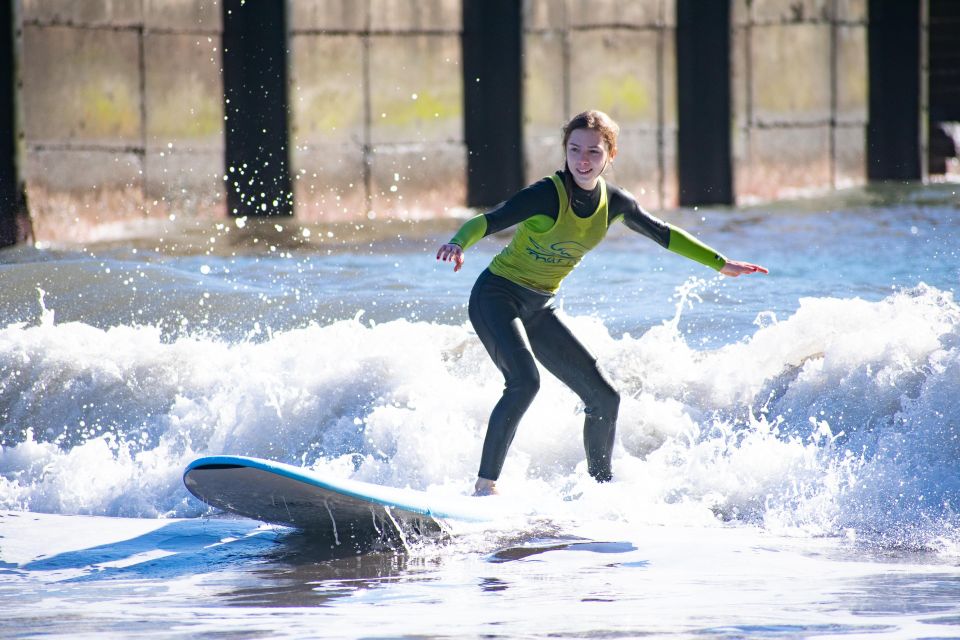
1,183,959,638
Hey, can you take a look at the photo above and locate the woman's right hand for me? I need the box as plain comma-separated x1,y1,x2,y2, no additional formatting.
436,243,464,272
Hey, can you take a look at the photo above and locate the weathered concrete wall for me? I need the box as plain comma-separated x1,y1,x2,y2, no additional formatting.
289,0,464,221
17,0,223,241
12,0,877,243
732,0,868,202
523,0,677,210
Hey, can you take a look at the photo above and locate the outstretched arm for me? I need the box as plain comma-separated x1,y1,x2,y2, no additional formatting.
611,188,768,277
665,229,768,277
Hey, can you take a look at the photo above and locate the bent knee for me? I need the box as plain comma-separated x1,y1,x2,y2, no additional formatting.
505,371,540,401
502,350,541,401
587,383,620,418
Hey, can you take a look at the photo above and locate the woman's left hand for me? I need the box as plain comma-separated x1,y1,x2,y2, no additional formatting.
720,260,769,277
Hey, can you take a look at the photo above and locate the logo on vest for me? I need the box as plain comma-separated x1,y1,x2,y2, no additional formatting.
525,239,588,266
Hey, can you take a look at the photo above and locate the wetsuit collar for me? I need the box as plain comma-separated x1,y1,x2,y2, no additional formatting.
561,167,602,219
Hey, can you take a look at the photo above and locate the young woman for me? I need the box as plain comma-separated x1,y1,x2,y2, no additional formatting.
437,110,767,496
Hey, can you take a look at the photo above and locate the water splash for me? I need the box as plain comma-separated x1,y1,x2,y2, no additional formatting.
1,284,958,553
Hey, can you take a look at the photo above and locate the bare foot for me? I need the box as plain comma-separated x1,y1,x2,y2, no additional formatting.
473,477,498,496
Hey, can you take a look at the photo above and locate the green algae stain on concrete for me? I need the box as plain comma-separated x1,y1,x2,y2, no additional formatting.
77,79,140,139
370,34,463,143
596,75,652,121
380,90,458,128
290,35,365,144
145,33,224,144
21,25,142,143
149,76,222,140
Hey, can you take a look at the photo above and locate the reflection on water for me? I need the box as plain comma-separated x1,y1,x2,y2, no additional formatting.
219,531,431,608
486,538,637,564
839,573,960,618
216,534,644,608
693,623,896,637
4,513,960,638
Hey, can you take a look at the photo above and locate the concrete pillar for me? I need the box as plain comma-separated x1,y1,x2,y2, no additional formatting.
0,0,23,246
222,0,292,216
462,0,524,207
928,0,960,174
677,0,733,206
867,0,923,181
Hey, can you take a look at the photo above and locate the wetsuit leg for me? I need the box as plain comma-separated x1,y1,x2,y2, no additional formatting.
468,270,542,481
524,308,620,482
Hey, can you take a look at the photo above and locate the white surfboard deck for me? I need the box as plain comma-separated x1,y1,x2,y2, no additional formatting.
183,455,499,543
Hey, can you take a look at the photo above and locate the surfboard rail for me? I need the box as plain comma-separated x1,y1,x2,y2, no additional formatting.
183,455,497,544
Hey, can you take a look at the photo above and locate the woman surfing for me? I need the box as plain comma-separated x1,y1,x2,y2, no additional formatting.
437,110,767,496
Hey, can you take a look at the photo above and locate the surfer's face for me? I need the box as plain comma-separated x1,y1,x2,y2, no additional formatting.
565,127,614,190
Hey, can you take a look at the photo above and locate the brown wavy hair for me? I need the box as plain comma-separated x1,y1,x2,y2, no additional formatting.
561,110,620,157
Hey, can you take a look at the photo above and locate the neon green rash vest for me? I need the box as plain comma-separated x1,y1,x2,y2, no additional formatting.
487,174,607,294
451,174,727,294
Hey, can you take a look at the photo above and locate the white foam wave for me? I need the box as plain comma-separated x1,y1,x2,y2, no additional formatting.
0,285,957,552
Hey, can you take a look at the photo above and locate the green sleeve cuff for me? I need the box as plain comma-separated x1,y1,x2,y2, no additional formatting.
449,214,488,251
667,225,727,271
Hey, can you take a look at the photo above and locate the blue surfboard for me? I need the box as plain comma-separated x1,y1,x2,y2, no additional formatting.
183,456,498,544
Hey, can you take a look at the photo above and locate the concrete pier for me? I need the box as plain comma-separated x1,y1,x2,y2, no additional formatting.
4,0,956,245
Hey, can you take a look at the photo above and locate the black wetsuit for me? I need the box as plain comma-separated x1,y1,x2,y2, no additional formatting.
478,169,672,244
469,268,619,481
455,169,725,483
469,169,668,482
